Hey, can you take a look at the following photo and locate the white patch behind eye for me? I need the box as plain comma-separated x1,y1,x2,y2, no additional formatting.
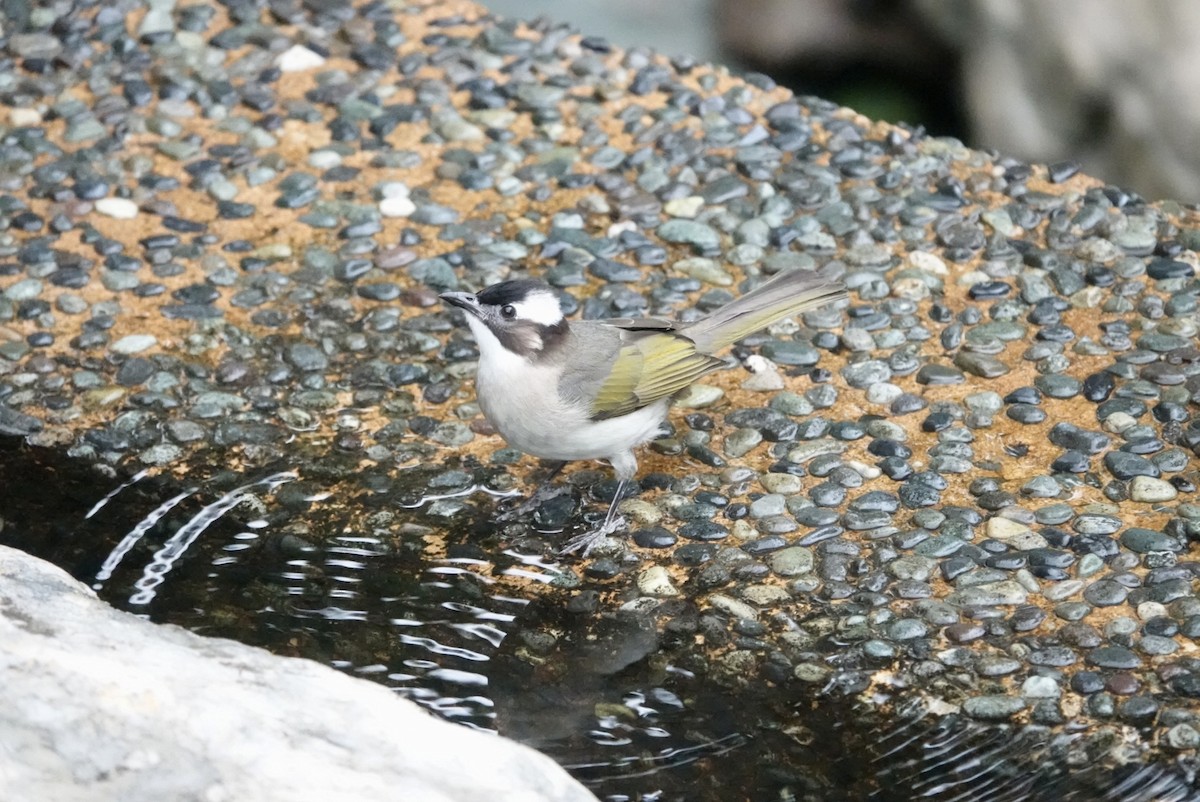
513,290,564,326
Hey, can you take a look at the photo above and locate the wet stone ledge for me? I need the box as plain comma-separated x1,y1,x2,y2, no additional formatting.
0,0,1198,800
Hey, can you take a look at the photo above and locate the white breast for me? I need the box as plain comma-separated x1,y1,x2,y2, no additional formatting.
466,316,669,464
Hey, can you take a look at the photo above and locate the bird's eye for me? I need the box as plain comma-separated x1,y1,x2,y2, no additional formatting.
500,304,516,319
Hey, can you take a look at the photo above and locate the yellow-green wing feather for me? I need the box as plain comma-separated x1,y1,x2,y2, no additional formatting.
589,344,643,416
590,333,725,419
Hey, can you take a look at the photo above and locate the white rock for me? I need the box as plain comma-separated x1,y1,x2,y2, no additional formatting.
740,355,784,392
94,198,139,219
707,593,758,621
663,196,704,218
636,566,678,597
0,546,596,802
276,43,326,72
110,334,158,355
866,382,902,405
9,107,42,126
1129,475,1178,503
986,517,1048,550
671,383,724,409
605,220,636,238
759,473,802,494
845,459,882,480
1021,676,1061,698
1102,411,1137,434
379,181,411,199
307,149,342,169
379,197,416,218
905,250,947,275
1137,601,1169,621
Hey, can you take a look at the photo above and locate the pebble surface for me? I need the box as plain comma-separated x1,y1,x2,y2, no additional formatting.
0,0,1199,797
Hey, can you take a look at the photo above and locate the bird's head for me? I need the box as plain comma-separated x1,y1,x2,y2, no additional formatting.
440,279,568,359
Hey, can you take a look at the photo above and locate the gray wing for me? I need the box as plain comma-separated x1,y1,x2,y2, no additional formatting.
554,318,679,410
595,316,678,332
556,318,724,420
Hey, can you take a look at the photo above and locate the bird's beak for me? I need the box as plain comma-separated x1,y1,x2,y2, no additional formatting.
439,291,482,318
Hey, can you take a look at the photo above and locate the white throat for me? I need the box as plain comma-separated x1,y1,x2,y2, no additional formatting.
465,315,525,365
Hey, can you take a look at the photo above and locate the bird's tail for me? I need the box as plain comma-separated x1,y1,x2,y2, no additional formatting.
682,266,845,353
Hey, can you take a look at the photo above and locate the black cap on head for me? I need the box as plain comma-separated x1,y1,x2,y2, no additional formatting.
476,279,550,307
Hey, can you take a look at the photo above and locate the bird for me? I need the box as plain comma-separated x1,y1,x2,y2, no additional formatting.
440,267,845,555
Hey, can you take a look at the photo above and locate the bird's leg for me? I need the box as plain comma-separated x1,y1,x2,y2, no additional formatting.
496,460,570,523
560,451,638,556
600,478,627,532
539,459,568,484
559,478,627,556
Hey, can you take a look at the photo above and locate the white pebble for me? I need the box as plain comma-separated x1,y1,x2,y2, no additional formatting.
551,212,584,229
1129,475,1177,503
672,383,724,409
741,355,784,392
307,149,342,169
276,44,325,72
906,250,947,275
636,566,678,597
606,220,637,238
986,518,1049,550
707,593,758,621
1137,601,1168,621
379,197,416,218
9,108,42,126
111,334,158,355
94,198,138,219
740,373,784,392
378,182,410,199
1102,411,1137,434
664,196,704,218
866,382,902,405
845,459,882,480
1021,676,1060,698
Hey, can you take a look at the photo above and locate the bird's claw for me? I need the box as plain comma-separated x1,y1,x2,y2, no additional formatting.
558,514,626,557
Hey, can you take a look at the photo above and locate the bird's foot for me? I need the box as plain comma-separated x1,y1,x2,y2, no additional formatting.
558,514,626,557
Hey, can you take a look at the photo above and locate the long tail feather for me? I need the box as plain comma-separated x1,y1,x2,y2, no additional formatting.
682,267,845,353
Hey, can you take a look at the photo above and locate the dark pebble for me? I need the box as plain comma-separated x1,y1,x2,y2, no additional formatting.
915,364,964,385
679,521,728,541
1047,160,1081,182
115,357,155,386
1087,646,1142,670
1103,451,1161,480
1051,450,1090,473
1048,422,1110,454
1071,671,1105,694
968,281,1012,299
673,543,716,566
1006,404,1046,424
1084,372,1118,403
1146,258,1195,280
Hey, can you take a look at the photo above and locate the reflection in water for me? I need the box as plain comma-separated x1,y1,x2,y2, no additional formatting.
0,447,876,800
566,731,748,782
85,468,149,520
94,485,196,586
130,472,298,606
